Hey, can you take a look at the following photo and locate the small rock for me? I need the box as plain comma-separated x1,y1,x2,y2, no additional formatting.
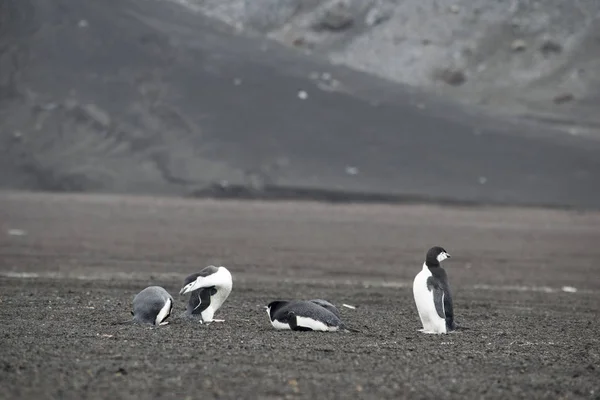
297,90,308,100
40,102,58,111
365,4,393,27
540,39,562,55
345,166,358,175
478,176,487,185
561,286,577,293
78,20,89,28
292,37,306,47
233,78,242,86
436,68,467,86
7,229,26,236
511,39,527,52
82,104,111,128
449,5,460,13
553,93,575,104
315,2,354,31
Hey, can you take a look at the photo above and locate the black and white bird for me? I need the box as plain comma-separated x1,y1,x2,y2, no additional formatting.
412,246,456,334
179,265,232,323
131,286,174,326
265,299,343,332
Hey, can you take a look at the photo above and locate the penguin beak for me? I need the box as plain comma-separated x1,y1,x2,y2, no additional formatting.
179,282,195,295
446,252,451,258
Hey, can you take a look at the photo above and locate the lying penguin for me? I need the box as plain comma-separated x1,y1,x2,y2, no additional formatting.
130,286,174,326
179,265,233,323
413,246,456,334
266,299,349,332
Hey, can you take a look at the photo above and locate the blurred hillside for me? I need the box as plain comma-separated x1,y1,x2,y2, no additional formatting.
1,0,599,209
180,0,600,135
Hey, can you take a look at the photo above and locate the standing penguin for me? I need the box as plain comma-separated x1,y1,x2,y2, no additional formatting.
265,300,343,332
131,286,174,326
413,246,456,334
179,265,232,323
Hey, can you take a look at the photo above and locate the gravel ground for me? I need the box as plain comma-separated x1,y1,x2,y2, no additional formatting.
1,191,599,399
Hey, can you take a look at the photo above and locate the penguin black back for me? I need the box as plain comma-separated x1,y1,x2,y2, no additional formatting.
424,246,455,331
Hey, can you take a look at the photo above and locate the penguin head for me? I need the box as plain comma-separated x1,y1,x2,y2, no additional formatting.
266,300,288,320
425,246,451,267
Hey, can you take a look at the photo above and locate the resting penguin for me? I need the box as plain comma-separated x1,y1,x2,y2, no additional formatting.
131,286,174,326
179,265,232,323
307,299,340,318
265,300,343,332
412,246,456,334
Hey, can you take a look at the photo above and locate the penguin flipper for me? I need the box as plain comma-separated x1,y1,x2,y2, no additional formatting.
427,277,446,319
288,313,313,331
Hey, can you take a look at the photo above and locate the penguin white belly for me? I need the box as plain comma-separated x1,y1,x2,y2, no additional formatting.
155,298,172,326
270,319,292,330
295,316,339,332
413,265,447,334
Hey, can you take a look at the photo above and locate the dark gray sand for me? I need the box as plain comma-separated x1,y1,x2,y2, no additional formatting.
1,192,599,399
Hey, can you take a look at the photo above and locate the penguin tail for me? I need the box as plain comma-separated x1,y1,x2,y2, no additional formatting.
340,323,362,333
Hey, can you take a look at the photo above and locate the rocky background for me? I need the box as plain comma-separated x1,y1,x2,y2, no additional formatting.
179,0,600,135
1,0,599,208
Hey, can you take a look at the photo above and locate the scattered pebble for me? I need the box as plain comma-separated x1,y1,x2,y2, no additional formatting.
449,5,460,13
561,286,577,293
437,68,467,86
345,166,359,175
365,4,393,27
315,1,354,31
553,93,574,104
297,90,308,100
292,37,306,47
478,176,487,185
233,78,242,86
342,304,356,309
540,39,562,55
82,103,111,128
78,20,89,28
7,229,26,236
511,39,527,52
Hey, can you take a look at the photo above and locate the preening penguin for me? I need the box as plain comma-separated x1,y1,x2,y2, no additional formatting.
131,286,174,326
413,246,456,334
265,300,343,332
179,265,232,323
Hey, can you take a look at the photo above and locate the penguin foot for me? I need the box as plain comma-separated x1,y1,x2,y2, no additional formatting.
212,319,226,323
159,321,170,326
418,328,444,334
